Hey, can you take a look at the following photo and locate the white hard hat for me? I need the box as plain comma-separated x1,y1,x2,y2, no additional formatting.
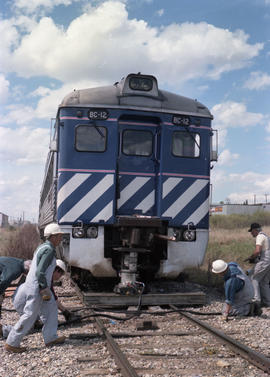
44,223,64,237
212,259,228,274
56,259,66,273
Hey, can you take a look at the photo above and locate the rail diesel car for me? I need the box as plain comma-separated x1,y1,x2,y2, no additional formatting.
39,73,217,294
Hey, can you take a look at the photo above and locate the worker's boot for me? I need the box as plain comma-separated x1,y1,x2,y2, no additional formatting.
4,343,27,353
248,302,255,316
45,336,66,347
249,302,262,316
254,302,262,316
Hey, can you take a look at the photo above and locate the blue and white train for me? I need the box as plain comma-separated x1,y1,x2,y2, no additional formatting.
39,73,217,293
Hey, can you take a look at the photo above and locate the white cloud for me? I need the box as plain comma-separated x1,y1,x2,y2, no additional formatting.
1,78,109,124
0,75,10,104
1,104,36,125
212,101,264,130
218,149,239,166
0,124,50,220
211,170,270,204
0,1,263,86
0,173,42,220
0,126,49,165
34,79,108,119
244,71,270,90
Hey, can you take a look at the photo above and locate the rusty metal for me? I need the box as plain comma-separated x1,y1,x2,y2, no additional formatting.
154,234,177,241
93,313,139,377
116,215,163,227
70,276,206,306
172,305,270,374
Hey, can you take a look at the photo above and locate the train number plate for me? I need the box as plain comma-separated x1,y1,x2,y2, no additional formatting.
172,115,190,126
88,109,109,120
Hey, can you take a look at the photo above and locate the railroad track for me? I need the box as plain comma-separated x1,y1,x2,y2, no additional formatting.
3,280,270,376
63,296,270,376
173,305,270,375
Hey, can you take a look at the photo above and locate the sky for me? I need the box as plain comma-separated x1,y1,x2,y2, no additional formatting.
0,0,270,222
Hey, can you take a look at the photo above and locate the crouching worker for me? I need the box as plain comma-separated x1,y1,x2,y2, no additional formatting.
0,257,31,317
4,223,65,353
0,259,73,339
211,259,258,321
46,259,76,323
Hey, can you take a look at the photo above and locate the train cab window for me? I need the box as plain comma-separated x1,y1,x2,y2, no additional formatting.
75,125,107,152
172,131,200,158
122,130,153,156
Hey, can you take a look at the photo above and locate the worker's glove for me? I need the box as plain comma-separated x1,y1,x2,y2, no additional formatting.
34,319,43,330
62,310,72,322
40,288,51,301
244,255,260,264
244,256,255,263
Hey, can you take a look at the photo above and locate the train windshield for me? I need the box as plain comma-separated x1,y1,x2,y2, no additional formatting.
122,130,153,156
75,125,107,152
172,131,200,158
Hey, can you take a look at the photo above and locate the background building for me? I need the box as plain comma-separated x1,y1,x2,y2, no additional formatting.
210,203,270,216
0,212,9,227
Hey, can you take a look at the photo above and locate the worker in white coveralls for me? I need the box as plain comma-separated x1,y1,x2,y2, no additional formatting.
0,257,31,317
211,260,256,321
247,223,270,307
0,259,73,339
4,223,65,353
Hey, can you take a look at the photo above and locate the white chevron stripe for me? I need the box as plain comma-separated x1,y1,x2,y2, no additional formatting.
162,179,208,218
91,201,113,222
183,197,209,225
135,190,155,213
57,173,91,207
162,177,182,199
118,177,150,208
59,174,114,223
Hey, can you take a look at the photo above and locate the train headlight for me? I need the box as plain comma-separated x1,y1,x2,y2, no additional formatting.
129,76,153,91
86,226,98,238
182,229,196,241
72,227,85,238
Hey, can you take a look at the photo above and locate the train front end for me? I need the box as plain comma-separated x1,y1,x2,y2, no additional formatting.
39,73,217,293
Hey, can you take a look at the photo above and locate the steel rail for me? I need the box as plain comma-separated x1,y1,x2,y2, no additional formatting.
69,279,139,376
171,305,270,374
93,313,139,377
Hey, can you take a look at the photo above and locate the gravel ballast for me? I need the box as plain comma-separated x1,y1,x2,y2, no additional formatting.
0,279,269,377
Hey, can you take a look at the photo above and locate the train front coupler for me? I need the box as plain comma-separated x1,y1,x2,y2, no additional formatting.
113,227,150,295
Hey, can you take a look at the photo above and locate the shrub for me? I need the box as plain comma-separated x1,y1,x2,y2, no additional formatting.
210,211,270,229
1,224,40,259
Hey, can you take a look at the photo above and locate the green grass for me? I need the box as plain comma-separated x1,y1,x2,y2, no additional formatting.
186,212,270,288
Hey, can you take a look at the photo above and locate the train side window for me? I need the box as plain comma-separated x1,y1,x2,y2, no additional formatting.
172,131,200,158
122,130,153,156
75,125,107,152
40,154,54,207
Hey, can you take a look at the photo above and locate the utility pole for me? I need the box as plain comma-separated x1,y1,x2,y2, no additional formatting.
265,193,268,204
254,194,256,204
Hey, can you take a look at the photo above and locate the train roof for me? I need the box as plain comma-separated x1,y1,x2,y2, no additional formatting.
59,73,213,119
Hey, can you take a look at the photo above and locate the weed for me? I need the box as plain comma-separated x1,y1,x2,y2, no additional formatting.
0,224,40,259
